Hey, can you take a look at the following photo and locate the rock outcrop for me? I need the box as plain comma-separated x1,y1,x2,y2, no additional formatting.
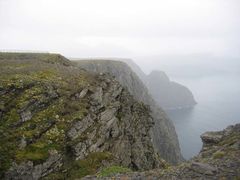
75,60,183,164
0,53,163,179
84,123,240,179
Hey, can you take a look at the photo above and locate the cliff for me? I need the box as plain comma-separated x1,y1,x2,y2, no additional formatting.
120,59,196,110
0,53,163,179
1,53,238,179
146,70,197,109
84,123,240,179
75,60,183,164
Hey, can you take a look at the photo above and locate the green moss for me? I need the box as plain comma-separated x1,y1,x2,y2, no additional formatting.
42,172,65,180
16,150,48,163
15,141,51,164
15,85,45,109
219,133,239,146
0,52,70,66
32,70,57,81
5,109,20,124
0,52,97,178
62,100,88,120
45,125,65,142
213,151,225,159
0,144,16,178
97,166,132,177
68,152,113,179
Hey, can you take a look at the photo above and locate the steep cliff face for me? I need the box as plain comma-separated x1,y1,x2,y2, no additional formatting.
84,123,240,179
75,60,183,164
0,53,162,179
146,70,197,109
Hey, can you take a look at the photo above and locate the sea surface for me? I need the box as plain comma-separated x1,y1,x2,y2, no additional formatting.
166,74,240,159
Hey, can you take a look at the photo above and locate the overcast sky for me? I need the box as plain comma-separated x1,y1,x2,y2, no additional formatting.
0,0,240,72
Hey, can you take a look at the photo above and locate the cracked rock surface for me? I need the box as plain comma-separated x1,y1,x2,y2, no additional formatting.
84,123,240,179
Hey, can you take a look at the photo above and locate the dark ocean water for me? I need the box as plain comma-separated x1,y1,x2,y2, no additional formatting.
166,74,240,159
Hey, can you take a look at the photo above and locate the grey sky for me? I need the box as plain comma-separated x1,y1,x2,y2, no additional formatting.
0,0,240,70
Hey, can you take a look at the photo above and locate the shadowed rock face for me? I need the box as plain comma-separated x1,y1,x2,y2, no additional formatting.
83,123,240,179
75,60,183,164
0,53,163,179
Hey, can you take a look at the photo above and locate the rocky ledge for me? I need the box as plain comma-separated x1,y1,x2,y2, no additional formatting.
84,123,240,179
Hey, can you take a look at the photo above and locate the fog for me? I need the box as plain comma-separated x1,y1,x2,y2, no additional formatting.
1,0,240,66
1,0,239,100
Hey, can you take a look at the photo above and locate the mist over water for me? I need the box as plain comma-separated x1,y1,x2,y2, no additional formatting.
165,69,240,159
132,54,240,159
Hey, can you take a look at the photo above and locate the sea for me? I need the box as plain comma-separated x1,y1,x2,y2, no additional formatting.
166,73,240,159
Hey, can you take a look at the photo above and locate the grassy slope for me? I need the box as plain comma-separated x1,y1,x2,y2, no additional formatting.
0,53,113,178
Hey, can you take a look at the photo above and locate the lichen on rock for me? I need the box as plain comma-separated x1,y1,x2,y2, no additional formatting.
0,53,163,179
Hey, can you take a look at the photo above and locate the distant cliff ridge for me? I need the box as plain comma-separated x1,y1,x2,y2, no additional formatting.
119,59,197,110
73,58,196,110
146,70,197,109
75,60,183,164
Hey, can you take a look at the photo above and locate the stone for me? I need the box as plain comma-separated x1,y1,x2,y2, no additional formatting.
201,131,223,145
19,136,27,149
100,108,117,123
5,152,62,180
74,142,88,160
78,88,88,99
5,161,34,180
91,87,103,103
111,84,123,98
190,162,217,175
20,110,32,122
67,115,94,140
